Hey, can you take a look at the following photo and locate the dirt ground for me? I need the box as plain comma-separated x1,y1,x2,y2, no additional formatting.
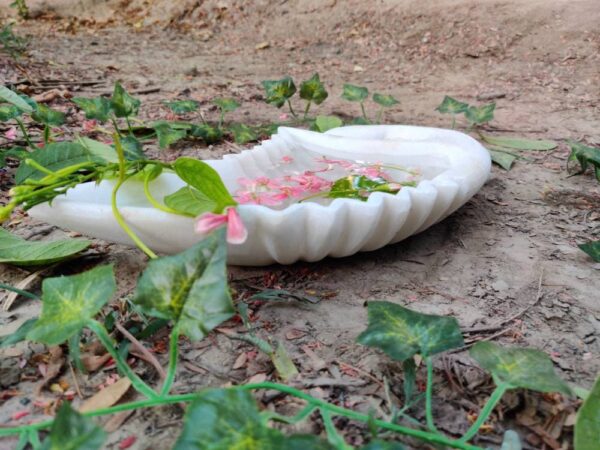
1,0,599,448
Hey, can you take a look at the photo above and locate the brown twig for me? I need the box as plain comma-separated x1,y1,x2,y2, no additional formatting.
115,322,166,379
68,361,83,399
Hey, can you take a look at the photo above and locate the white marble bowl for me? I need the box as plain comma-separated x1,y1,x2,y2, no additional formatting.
29,126,490,265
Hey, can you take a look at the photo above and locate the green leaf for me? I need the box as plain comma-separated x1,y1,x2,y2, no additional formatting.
164,186,217,217
578,241,600,263
481,135,557,151
213,98,240,113
261,77,297,108
72,97,112,122
77,137,118,162
173,157,236,211
132,230,233,341
229,123,258,144
500,430,522,450
271,341,299,381
575,376,600,450
27,265,115,345
118,135,145,160
568,142,600,181
153,122,187,148
190,124,223,144
173,389,333,450
312,115,343,133
164,100,199,114
361,440,406,450
0,228,91,266
0,103,22,121
373,93,399,107
470,341,573,395
351,116,370,125
357,301,464,361
0,85,34,113
327,175,412,201
110,82,140,118
40,402,106,450
435,96,469,115
489,149,517,171
464,103,496,124
15,141,109,184
0,146,28,167
31,104,66,127
299,73,328,105
0,318,37,347
342,84,369,102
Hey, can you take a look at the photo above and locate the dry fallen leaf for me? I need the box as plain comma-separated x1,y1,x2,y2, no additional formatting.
79,377,132,413
81,353,112,372
35,347,65,395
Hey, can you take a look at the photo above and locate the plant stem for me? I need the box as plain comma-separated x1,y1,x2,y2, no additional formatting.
159,324,180,396
425,357,438,432
321,408,350,449
143,171,179,215
43,125,50,145
303,101,312,120
125,116,134,136
15,118,34,148
459,383,509,443
111,134,157,259
111,115,121,137
376,107,383,124
287,99,298,118
451,115,456,129
263,404,318,425
360,102,369,122
87,319,159,400
0,283,40,300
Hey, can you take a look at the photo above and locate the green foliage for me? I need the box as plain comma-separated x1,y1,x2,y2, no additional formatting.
10,0,29,19
464,103,495,125
357,301,464,361
72,97,112,122
342,84,369,102
579,241,600,262
326,175,415,201
164,100,199,114
262,77,297,108
300,73,328,105
481,135,557,151
229,123,258,144
40,402,106,450
118,135,145,160
0,86,34,113
110,82,140,118
0,24,29,57
0,318,37,347
164,186,216,217
373,93,399,107
213,97,240,113
435,96,469,115
568,141,600,182
27,265,116,345
153,122,187,148
470,341,572,395
488,149,517,171
132,230,234,341
312,115,343,133
0,103,23,122
31,104,66,126
190,124,223,144
0,227,90,266
575,376,600,450
0,147,28,168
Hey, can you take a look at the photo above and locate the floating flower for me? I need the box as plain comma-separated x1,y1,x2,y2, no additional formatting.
195,207,248,244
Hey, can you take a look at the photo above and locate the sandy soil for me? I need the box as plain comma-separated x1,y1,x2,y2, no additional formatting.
1,0,599,448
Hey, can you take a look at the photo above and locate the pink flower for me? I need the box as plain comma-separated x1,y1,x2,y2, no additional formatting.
279,113,289,121
289,173,332,192
315,156,355,169
195,207,248,245
5,127,17,140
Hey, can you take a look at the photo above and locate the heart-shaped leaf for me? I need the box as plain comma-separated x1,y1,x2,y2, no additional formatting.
0,228,91,266
132,230,233,341
229,123,258,144
300,73,328,105
489,149,517,171
579,241,600,262
32,104,66,126
27,265,116,345
164,186,216,217
164,100,199,114
153,122,187,148
373,93,399,107
464,103,496,124
470,341,573,395
0,85,34,113
575,376,600,450
117,135,145,160
190,124,223,144
357,301,464,361
342,84,369,102
213,98,240,113
110,82,140,118
0,103,22,121
173,157,236,211
262,77,297,108
312,115,343,133
482,135,557,151
72,97,112,122
435,96,469,115
568,142,600,181
40,402,106,450
173,389,333,450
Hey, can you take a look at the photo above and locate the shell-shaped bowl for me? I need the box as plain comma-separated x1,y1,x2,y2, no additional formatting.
28,125,491,265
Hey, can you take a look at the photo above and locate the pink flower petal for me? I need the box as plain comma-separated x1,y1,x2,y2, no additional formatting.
195,212,228,235
226,208,248,244
5,127,17,140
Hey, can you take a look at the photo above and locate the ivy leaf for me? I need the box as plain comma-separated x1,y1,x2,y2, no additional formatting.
470,341,573,395
153,122,187,148
72,97,112,122
261,77,297,108
0,318,37,348
190,124,223,144
342,84,369,102
229,123,258,144
164,186,216,217
132,230,233,341
312,115,343,133
0,103,22,121
481,135,557,151
0,228,91,266
173,389,333,450
464,103,496,124
299,73,328,105
0,85,34,113
435,96,469,115
575,376,600,450
27,265,116,345
213,98,240,113
173,157,236,211
579,241,600,262
489,149,517,171
568,141,600,181
373,93,399,107
110,82,140,118
164,100,199,114
40,402,106,450
31,104,66,126
357,301,464,361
